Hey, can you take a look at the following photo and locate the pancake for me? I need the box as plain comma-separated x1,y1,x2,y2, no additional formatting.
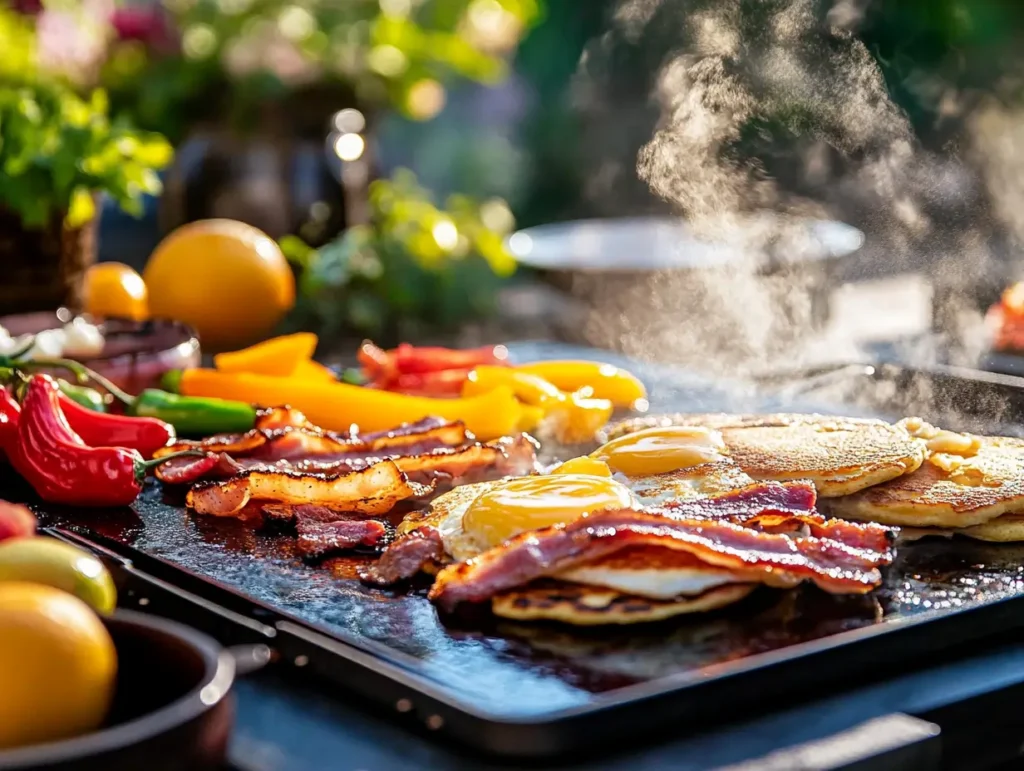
956,513,1024,542
829,436,1024,529
607,414,926,497
491,582,756,625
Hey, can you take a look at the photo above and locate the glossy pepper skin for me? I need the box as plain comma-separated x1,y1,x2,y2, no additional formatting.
10,375,180,507
57,391,175,458
358,341,509,390
0,388,19,457
127,389,257,437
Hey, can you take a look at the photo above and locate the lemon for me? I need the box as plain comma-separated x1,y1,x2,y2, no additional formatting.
0,538,116,615
82,262,149,321
0,582,117,749
143,219,296,352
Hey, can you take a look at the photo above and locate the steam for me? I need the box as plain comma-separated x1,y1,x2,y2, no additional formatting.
572,0,1024,376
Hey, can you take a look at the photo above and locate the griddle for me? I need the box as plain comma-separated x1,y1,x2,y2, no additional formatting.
20,344,1024,761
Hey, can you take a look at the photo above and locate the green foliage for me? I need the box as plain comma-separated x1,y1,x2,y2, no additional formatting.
0,8,172,228
285,169,517,341
103,0,542,139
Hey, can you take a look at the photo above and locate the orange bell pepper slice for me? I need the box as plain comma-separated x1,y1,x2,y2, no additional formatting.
214,333,319,377
515,360,646,408
178,368,522,440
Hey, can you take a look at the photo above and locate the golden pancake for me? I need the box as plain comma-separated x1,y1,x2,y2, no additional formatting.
491,582,755,625
607,414,925,497
956,513,1024,542
829,437,1024,529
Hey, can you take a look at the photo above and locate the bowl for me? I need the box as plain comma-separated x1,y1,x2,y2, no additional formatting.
0,312,200,394
0,610,252,771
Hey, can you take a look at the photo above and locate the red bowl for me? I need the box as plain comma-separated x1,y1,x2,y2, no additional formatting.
0,312,200,395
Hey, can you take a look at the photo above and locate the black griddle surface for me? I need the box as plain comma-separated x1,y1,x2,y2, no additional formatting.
24,345,1024,725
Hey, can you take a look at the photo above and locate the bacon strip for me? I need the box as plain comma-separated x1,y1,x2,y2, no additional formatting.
655,480,894,554
186,461,430,518
360,526,445,585
297,518,386,557
158,428,537,489
255,406,316,431
428,508,895,610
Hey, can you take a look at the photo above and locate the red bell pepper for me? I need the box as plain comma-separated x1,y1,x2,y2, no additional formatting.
358,341,508,395
381,369,476,397
392,343,508,374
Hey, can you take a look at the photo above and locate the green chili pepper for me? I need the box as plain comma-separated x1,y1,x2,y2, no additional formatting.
127,389,257,437
160,369,183,394
57,379,107,413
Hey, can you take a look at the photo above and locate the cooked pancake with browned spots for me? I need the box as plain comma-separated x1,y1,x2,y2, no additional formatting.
491,582,756,625
607,414,925,497
956,513,1024,542
831,436,1024,530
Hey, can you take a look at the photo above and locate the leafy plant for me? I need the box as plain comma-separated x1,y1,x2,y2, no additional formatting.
0,7,172,228
282,169,517,341
86,0,543,139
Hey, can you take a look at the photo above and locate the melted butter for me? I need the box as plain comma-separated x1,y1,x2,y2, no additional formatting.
590,426,727,476
901,418,980,457
462,475,634,548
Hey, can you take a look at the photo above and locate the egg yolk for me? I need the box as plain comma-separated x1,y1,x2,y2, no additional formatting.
549,456,613,477
462,474,634,548
591,426,727,476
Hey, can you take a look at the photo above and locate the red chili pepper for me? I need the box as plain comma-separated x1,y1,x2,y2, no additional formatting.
357,341,397,383
8,375,197,507
57,391,175,458
0,388,20,458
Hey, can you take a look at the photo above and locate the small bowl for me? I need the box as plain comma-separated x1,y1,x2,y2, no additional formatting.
0,312,200,394
0,610,248,771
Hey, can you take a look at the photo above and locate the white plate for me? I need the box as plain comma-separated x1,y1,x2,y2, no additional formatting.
506,215,864,273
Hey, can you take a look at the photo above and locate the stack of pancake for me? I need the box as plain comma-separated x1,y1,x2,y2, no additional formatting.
606,413,1024,542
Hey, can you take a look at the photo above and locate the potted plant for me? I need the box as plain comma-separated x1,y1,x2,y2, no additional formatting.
0,8,172,315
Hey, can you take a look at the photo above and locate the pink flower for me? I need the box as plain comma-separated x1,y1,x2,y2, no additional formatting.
111,5,175,50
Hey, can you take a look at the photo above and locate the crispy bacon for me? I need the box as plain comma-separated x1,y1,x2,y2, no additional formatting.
255,406,316,431
656,480,893,552
157,426,537,490
428,508,895,611
186,461,430,518
360,526,445,585
297,518,386,557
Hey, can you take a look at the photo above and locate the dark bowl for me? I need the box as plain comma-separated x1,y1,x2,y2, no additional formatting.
0,312,200,394
0,610,237,771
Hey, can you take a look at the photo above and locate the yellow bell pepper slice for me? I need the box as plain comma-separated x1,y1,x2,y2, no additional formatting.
179,368,522,440
292,359,336,382
462,366,562,407
549,457,613,477
515,360,646,408
213,333,319,377
517,404,545,433
462,366,613,443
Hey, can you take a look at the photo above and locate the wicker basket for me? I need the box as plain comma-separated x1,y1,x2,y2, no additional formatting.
0,207,96,315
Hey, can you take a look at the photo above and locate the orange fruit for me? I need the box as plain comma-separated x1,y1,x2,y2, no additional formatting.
0,582,117,749
143,219,296,352
82,262,149,321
